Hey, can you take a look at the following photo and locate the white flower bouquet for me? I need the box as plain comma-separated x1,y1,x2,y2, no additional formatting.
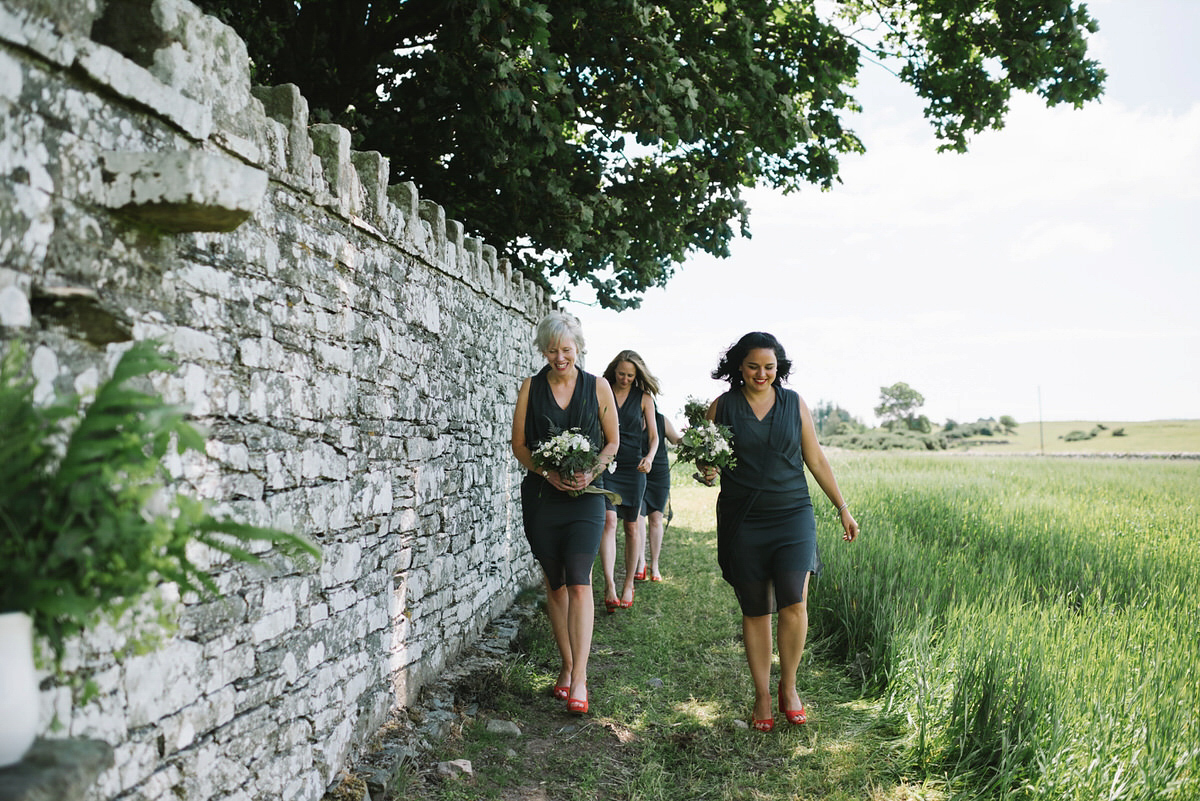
675,417,736,485
532,428,621,502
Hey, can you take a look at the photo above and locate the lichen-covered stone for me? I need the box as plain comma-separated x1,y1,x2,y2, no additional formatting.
0,1,550,799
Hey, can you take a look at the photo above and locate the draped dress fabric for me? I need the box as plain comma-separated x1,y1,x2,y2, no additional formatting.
714,387,821,617
606,385,648,522
642,409,671,516
521,365,607,588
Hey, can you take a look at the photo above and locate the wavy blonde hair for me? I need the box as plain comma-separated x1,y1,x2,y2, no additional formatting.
603,349,660,395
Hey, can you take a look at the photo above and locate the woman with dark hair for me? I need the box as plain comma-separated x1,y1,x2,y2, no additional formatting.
699,331,859,732
599,350,659,611
512,311,620,714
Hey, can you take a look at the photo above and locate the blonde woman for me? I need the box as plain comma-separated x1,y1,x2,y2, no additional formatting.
599,350,658,611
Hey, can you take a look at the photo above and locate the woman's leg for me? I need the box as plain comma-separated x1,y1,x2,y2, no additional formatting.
566,582,594,701
777,573,811,711
742,614,774,722
634,514,647,578
544,577,572,689
647,510,665,579
599,509,619,605
621,517,641,603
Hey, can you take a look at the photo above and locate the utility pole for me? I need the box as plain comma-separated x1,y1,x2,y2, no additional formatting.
1038,386,1045,456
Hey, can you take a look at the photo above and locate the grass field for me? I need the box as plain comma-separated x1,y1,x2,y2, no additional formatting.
950,418,1200,455
384,451,1200,801
816,452,1200,799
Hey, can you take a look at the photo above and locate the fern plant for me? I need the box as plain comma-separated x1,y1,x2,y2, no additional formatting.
0,339,319,664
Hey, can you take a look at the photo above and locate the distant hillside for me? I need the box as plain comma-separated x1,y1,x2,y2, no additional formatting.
951,419,1200,455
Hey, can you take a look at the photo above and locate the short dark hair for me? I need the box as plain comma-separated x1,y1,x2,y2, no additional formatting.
711,332,792,388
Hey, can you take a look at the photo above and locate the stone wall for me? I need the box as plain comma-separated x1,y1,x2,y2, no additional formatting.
0,1,548,798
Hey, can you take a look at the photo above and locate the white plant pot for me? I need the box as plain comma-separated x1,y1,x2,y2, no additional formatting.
0,611,39,767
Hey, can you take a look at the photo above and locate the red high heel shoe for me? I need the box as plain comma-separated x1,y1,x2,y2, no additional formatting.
634,567,647,581
567,686,588,715
604,599,620,613
552,684,570,700
618,589,634,609
778,686,806,725
752,716,774,732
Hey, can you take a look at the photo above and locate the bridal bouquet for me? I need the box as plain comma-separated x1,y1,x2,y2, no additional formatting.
532,428,621,502
676,397,736,484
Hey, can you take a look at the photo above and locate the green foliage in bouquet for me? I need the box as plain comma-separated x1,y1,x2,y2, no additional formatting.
0,340,320,664
682,396,710,428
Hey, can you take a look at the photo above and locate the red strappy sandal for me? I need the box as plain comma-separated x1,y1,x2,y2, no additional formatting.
778,686,806,725
567,686,588,715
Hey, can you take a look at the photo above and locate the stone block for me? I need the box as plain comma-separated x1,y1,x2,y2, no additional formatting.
141,0,261,141
100,150,267,232
252,84,314,186
0,738,113,801
0,2,83,66
350,150,388,221
0,283,32,327
310,124,361,217
75,40,211,140
417,199,447,263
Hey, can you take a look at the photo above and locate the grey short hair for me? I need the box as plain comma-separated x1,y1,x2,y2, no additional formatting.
535,310,586,356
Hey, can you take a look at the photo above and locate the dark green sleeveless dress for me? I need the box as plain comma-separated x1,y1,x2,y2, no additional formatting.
714,386,821,616
607,385,648,522
642,408,671,515
521,365,606,588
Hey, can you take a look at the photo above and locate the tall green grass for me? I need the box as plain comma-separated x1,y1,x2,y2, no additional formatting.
813,453,1200,799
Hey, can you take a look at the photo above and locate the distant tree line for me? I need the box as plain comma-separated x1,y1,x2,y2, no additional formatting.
816,382,1020,451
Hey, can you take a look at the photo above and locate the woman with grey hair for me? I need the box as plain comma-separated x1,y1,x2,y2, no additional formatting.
511,310,619,715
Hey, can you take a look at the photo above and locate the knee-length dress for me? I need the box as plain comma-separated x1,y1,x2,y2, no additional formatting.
520,365,607,587
714,387,821,617
606,385,648,522
642,409,671,515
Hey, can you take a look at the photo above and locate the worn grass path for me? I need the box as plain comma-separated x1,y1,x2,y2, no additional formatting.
383,480,934,801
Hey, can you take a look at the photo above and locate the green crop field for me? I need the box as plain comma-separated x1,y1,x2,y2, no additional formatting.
950,419,1200,455
397,450,1199,801
808,451,1200,798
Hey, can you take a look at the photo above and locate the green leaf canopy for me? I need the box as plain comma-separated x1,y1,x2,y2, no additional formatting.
192,0,1104,309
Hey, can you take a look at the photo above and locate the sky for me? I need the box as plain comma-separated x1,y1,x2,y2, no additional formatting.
557,0,1199,427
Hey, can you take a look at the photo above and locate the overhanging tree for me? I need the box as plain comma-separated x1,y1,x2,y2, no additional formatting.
194,0,1105,308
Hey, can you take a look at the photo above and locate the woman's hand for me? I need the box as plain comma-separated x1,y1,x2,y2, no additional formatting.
549,469,589,493
574,470,592,491
840,507,859,542
637,456,653,473
695,464,718,486
545,468,575,493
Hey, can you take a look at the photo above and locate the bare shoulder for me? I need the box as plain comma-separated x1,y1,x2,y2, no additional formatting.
595,375,616,404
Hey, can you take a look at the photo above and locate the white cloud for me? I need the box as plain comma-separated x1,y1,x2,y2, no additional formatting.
1009,221,1115,263
566,3,1200,425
